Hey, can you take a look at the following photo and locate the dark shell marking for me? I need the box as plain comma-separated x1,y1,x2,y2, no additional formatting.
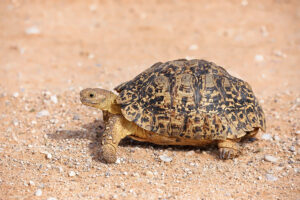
115,59,266,140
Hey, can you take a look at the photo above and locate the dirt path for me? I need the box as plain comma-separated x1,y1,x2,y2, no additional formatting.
0,0,299,199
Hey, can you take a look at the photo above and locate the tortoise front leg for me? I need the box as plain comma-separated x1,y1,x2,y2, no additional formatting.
217,139,241,159
101,114,131,163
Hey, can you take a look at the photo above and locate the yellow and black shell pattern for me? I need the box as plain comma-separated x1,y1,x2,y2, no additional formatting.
115,59,266,140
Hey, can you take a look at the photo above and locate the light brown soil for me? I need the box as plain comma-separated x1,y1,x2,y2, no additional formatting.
0,0,299,199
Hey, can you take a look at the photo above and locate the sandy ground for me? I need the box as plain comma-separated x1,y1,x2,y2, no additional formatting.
0,0,300,199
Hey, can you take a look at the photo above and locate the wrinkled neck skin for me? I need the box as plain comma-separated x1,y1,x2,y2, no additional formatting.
102,93,121,115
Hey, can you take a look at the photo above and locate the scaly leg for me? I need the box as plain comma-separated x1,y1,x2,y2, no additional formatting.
95,111,110,138
218,139,241,159
101,114,131,163
246,127,259,138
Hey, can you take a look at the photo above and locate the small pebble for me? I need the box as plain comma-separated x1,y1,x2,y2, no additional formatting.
264,155,279,163
295,130,300,135
25,26,41,35
72,115,80,120
89,4,98,12
241,0,248,6
273,50,286,58
189,44,198,50
115,158,121,164
261,134,272,140
273,135,280,141
46,153,52,159
12,92,19,98
35,189,42,196
50,95,58,104
57,167,63,173
13,120,19,126
88,54,94,59
36,110,50,118
186,151,195,156
265,174,278,181
260,26,269,37
69,171,76,177
29,180,35,186
145,171,154,178
289,146,295,152
259,99,264,104
47,197,57,200
254,54,264,62
159,154,172,162
43,91,51,96
50,119,58,124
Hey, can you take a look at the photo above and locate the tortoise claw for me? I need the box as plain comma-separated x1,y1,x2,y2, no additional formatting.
219,148,237,160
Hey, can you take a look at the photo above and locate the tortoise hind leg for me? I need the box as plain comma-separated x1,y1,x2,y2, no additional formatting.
217,139,241,159
101,114,131,163
245,127,259,138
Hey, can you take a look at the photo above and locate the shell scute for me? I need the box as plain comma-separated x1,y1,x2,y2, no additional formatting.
114,59,266,139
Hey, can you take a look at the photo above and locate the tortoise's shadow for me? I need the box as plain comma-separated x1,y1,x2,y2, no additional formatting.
48,120,105,162
48,120,224,163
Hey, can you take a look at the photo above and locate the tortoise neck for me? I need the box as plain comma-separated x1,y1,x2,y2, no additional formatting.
107,94,122,114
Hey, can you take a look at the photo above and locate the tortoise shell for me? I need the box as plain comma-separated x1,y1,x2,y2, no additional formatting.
115,59,266,140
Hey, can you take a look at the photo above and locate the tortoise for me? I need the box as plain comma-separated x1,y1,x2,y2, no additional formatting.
80,59,266,163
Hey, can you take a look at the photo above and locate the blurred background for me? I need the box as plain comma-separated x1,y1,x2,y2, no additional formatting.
0,0,299,95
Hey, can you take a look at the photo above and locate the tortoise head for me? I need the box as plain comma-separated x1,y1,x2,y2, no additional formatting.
80,88,117,112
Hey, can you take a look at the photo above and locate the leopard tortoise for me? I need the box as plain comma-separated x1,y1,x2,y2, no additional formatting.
80,59,266,163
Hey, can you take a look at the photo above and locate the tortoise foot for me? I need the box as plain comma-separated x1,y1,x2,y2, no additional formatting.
219,148,239,159
218,140,241,160
102,144,117,163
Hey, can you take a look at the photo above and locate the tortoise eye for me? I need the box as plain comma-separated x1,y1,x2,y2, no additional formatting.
89,93,95,98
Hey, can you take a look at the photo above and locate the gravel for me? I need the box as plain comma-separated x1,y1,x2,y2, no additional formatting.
29,180,35,186
261,134,272,140
260,26,269,37
12,92,19,98
72,115,80,120
254,54,264,62
265,174,278,181
264,155,279,163
159,154,173,162
46,153,52,159
68,171,76,177
273,50,286,58
289,146,295,152
12,120,19,126
273,135,280,141
50,95,58,104
25,26,41,35
145,170,154,178
47,197,57,200
189,44,198,51
36,110,50,118
35,189,42,196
